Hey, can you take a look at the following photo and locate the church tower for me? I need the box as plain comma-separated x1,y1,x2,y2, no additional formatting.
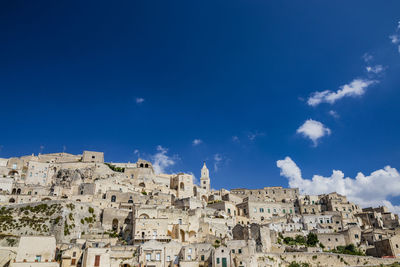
200,162,210,192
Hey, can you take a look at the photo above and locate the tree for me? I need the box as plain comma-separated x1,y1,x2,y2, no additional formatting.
306,232,319,247
295,235,306,245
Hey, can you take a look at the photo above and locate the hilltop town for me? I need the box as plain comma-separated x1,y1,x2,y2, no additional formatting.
0,151,400,267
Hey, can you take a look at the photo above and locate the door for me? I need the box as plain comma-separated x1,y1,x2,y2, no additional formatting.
222,257,227,267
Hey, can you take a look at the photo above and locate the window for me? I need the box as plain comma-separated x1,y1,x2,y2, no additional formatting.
111,195,116,202
72,252,76,257
283,209,286,213
146,253,151,261
35,255,41,262
290,209,292,214
201,255,205,261
167,256,171,261
187,255,192,260
231,249,235,253
355,234,359,239
217,258,220,264
92,156,96,159
71,259,76,265
260,208,264,212
179,219,182,225
268,208,270,213
238,249,242,254
396,244,399,248
94,255,100,267
253,208,257,213
228,208,231,214
156,253,161,261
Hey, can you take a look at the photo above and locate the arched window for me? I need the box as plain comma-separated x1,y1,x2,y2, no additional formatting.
9,198,15,203
140,163,144,168
111,195,116,202
16,188,21,195
112,219,118,231
12,188,16,194
180,182,185,190
145,164,148,168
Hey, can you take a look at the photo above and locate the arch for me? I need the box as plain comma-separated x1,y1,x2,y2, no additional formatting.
76,199,81,202
8,170,18,176
41,198,51,201
201,195,208,202
140,163,144,168
180,229,185,242
128,199,133,203
180,182,185,190
9,198,15,203
16,189,21,195
139,213,149,219
112,218,119,231
139,182,145,187
145,164,149,168
111,195,116,202
12,188,16,194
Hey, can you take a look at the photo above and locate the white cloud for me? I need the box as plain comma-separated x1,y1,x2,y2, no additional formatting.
390,34,399,44
307,79,376,107
296,119,331,146
151,145,176,174
277,156,400,214
214,153,223,172
192,139,203,146
366,65,384,74
328,110,339,118
389,22,400,54
136,97,145,104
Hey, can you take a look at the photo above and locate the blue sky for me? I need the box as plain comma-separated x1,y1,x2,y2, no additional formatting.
1,1,400,209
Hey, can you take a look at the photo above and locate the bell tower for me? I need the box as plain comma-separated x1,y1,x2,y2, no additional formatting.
200,162,210,192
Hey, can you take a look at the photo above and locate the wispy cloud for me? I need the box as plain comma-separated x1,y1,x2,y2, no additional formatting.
247,131,265,141
136,97,145,104
151,145,176,174
192,139,203,146
277,156,400,214
366,65,384,74
389,21,400,54
232,136,240,143
362,53,373,63
307,79,376,107
297,119,331,146
328,110,339,118
213,153,223,172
